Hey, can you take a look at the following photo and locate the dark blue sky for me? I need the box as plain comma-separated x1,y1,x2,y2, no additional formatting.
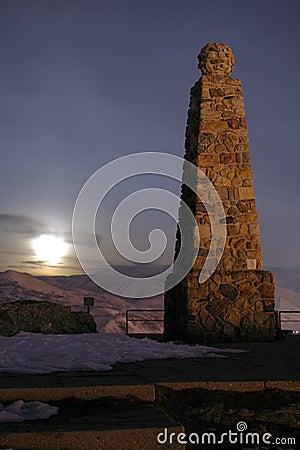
0,0,299,274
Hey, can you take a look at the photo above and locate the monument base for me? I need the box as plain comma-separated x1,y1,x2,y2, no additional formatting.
164,270,276,343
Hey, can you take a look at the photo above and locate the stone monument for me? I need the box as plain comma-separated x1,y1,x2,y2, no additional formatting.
164,43,276,343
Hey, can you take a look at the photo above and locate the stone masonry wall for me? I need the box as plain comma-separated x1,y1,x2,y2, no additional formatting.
165,270,275,343
165,43,276,343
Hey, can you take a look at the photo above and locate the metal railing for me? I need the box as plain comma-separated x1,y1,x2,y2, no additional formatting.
277,310,300,332
125,309,164,335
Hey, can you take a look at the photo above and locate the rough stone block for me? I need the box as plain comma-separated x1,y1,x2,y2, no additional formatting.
197,153,220,166
0,301,97,336
238,187,255,200
246,258,257,269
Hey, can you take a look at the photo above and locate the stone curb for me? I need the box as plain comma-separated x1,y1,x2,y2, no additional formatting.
155,380,265,391
265,380,300,391
0,429,182,450
155,380,300,392
0,405,184,450
0,384,155,403
1,379,299,405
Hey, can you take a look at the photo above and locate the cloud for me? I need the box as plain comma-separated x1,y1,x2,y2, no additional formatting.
21,260,46,266
0,214,44,236
21,259,82,272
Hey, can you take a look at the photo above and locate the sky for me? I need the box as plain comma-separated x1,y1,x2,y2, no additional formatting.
0,0,299,275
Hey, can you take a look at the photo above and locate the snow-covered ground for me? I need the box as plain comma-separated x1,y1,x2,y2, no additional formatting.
0,400,58,423
0,332,243,374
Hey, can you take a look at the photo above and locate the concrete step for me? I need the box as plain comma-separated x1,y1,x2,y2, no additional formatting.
0,370,155,403
0,401,184,450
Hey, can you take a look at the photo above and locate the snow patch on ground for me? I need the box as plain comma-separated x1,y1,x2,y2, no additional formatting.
0,400,58,422
0,332,243,374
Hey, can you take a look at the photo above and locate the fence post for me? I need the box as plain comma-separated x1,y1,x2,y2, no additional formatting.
125,310,129,335
277,310,281,332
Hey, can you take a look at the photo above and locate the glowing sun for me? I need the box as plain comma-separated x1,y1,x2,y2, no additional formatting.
33,234,69,265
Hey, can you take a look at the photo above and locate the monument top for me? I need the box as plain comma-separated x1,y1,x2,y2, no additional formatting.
197,42,234,76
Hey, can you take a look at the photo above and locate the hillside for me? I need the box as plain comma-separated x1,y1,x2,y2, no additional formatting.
0,269,163,333
0,268,299,332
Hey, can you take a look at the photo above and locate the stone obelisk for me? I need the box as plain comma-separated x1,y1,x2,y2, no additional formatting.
164,43,276,343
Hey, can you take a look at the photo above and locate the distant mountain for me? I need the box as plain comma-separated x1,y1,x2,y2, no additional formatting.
264,267,300,330
0,267,299,332
269,267,300,294
38,273,103,293
0,270,82,304
0,269,164,333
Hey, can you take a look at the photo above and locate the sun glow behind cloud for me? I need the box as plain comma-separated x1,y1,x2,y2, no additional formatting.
32,234,69,265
